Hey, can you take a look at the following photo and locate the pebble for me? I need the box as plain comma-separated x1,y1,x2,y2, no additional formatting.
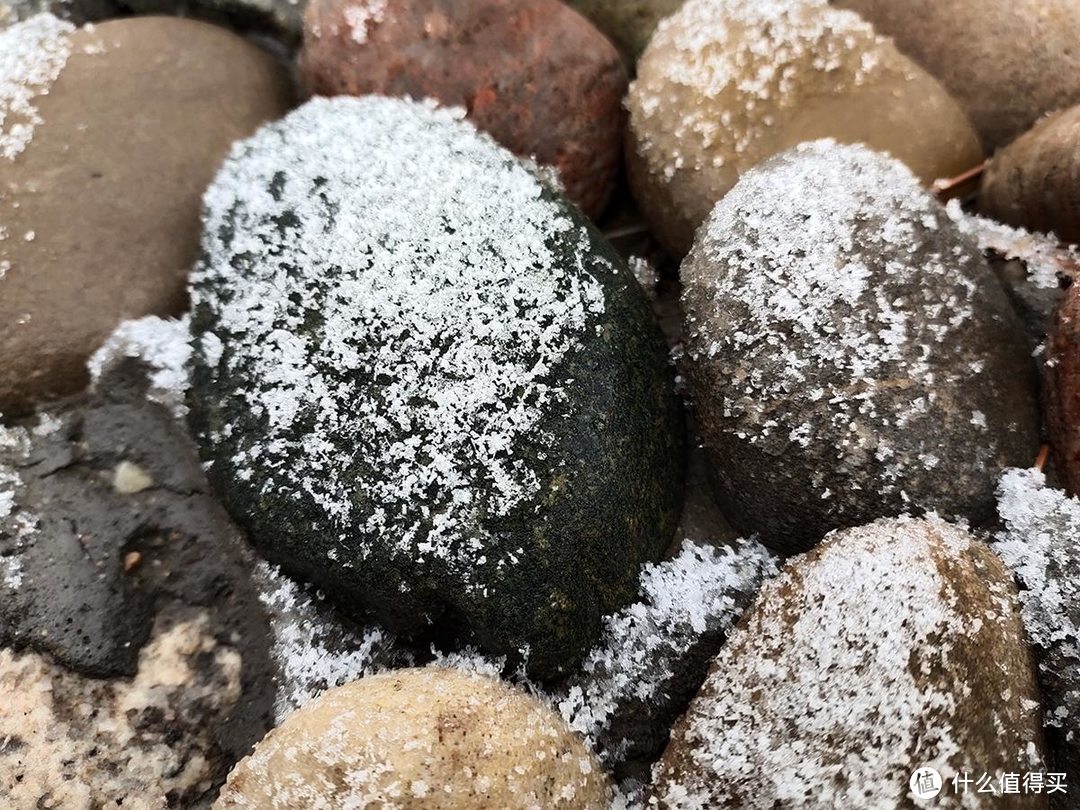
835,0,1080,151
1046,281,1080,496
651,517,1046,808
625,0,982,256
0,14,292,415
298,0,627,218
215,668,613,809
187,95,684,679
681,142,1039,554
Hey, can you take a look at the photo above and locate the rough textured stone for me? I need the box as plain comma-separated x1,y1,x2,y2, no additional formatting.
1046,282,1080,496
651,517,1047,808
681,143,1039,554
298,0,626,218
187,96,684,680
216,668,613,809
626,0,982,257
565,0,684,65
980,106,1080,246
0,15,293,416
833,0,1080,152
0,358,276,806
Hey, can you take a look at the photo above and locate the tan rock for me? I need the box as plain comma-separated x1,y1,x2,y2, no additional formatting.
834,0,1080,152
0,15,292,415
215,667,613,809
651,517,1047,808
626,0,982,257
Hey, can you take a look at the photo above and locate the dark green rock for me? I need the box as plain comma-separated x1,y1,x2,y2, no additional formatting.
187,96,684,679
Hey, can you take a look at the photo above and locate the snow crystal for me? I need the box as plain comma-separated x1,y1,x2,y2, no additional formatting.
556,538,776,766
993,468,1080,736
629,256,659,300
88,315,191,419
947,201,1079,291
682,141,987,495
0,421,40,590
251,561,406,724
343,0,387,43
652,517,1042,807
190,96,609,572
0,13,74,161
629,0,892,179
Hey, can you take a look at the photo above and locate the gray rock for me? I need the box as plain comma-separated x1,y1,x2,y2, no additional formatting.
681,141,1040,554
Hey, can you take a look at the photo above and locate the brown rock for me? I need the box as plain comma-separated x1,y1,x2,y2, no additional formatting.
1046,282,1080,496
833,0,1080,152
651,517,1047,808
980,106,1080,245
626,0,983,257
0,15,293,416
298,0,626,219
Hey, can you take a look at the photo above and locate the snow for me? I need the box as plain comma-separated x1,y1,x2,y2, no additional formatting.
190,95,609,575
946,201,1078,290
342,0,387,43
251,561,406,724
556,538,776,765
0,13,74,161
652,516,1041,808
993,468,1080,737
88,315,192,418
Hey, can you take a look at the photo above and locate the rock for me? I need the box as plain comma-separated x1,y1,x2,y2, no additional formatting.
832,0,1080,152
187,96,684,679
0,0,119,27
651,517,1047,808
564,0,684,65
995,469,1080,805
215,668,613,809
1046,282,1080,496
681,142,1039,555
0,360,276,805
2,612,249,808
121,0,306,42
554,538,775,784
980,106,1080,246
298,0,626,219
0,14,293,416
626,0,982,257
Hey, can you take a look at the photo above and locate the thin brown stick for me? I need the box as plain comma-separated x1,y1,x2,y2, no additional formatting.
1034,443,1051,471
933,161,987,198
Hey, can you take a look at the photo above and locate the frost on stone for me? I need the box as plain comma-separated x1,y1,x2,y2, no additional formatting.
555,538,776,773
342,0,387,43
947,201,1080,290
652,517,1043,808
994,468,1080,742
252,561,408,723
0,13,73,161
0,422,38,591
190,95,610,574
88,315,192,418
629,0,893,179
629,255,659,300
681,140,1009,502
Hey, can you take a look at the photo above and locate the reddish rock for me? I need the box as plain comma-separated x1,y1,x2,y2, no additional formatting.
299,0,627,219
1047,282,1080,496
